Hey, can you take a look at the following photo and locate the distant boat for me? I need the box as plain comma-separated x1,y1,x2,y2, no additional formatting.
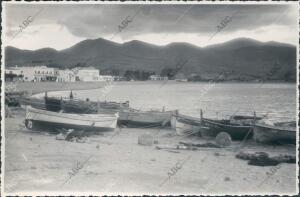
119,109,173,127
253,121,296,144
25,106,119,132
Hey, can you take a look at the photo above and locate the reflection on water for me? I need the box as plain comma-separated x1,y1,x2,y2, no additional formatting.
46,81,296,123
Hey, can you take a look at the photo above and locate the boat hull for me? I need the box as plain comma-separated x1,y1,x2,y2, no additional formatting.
25,106,118,132
119,110,172,127
200,118,253,140
20,97,129,114
174,117,202,136
253,123,296,144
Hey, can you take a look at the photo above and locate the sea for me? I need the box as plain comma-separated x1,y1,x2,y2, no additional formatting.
44,81,297,123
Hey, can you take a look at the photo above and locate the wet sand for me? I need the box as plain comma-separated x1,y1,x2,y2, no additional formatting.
4,108,297,195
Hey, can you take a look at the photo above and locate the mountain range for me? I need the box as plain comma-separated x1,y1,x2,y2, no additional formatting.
5,37,296,81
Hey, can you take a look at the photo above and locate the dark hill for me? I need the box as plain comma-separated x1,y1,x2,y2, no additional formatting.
5,37,296,81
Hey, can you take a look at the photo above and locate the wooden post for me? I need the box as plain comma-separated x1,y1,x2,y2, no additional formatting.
70,90,73,100
200,109,203,120
253,111,256,124
97,98,100,113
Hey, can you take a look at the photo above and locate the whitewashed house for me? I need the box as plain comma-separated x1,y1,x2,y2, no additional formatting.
33,66,59,81
149,75,168,81
56,69,76,82
99,75,114,81
5,65,59,82
74,67,101,81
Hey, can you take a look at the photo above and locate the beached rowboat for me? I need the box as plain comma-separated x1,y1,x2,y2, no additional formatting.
119,109,173,127
25,106,118,132
199,117,254,140
172,111,260,140
253,121,296,144
20,96,129,113
171,112,202,136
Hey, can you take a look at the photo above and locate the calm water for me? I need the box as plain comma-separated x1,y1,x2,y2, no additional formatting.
47,81,297,123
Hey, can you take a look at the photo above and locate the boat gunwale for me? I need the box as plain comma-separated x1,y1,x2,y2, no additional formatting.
120,110,174,116
254,123,296,132
201,118,253,129
27,106,118,122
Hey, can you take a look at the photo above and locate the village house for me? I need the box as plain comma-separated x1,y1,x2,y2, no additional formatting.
174,73,188,82
5,65,115,82
56,69,76,82
33,66,59,81
5,65,59,82
74,67,102,82
149,75,168,81
99,75,114,81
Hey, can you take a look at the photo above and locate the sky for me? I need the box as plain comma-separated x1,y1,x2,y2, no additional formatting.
4,2,298,50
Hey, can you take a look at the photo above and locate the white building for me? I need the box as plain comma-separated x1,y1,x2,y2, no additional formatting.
57,69,76,82
5,65,59,81
73,67,114,82
33,66,59,81
74,67,101,82
6,65,114,82
99,75,114,81
5,66,23,76
149,75,168,81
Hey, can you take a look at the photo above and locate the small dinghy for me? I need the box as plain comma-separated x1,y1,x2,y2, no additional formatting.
25,106,119,132
253,121,296,144
119,108,173,127
20,94,129,114
171,111,202,136
172,110,261,140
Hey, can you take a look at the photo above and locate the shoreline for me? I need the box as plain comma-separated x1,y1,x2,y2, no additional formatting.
5,81,107,94
4,108,297,195
4,81,296,96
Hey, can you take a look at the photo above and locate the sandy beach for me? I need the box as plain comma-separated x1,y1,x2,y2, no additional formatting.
4,107,297,195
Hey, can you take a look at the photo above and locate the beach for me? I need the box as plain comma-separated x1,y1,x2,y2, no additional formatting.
4,107,297,195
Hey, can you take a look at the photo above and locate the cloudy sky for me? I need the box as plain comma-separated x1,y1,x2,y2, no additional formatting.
4,2,298,50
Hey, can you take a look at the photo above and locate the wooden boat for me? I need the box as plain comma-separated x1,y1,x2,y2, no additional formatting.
5,91,28,107
20,96,129,114
172,110,261,140
199,117,254,140
25,106,118,132
253,121,296,144
62,99,129,114
19,97,46,110
171,111,202,136
119,109,173,127
45,96,62,112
